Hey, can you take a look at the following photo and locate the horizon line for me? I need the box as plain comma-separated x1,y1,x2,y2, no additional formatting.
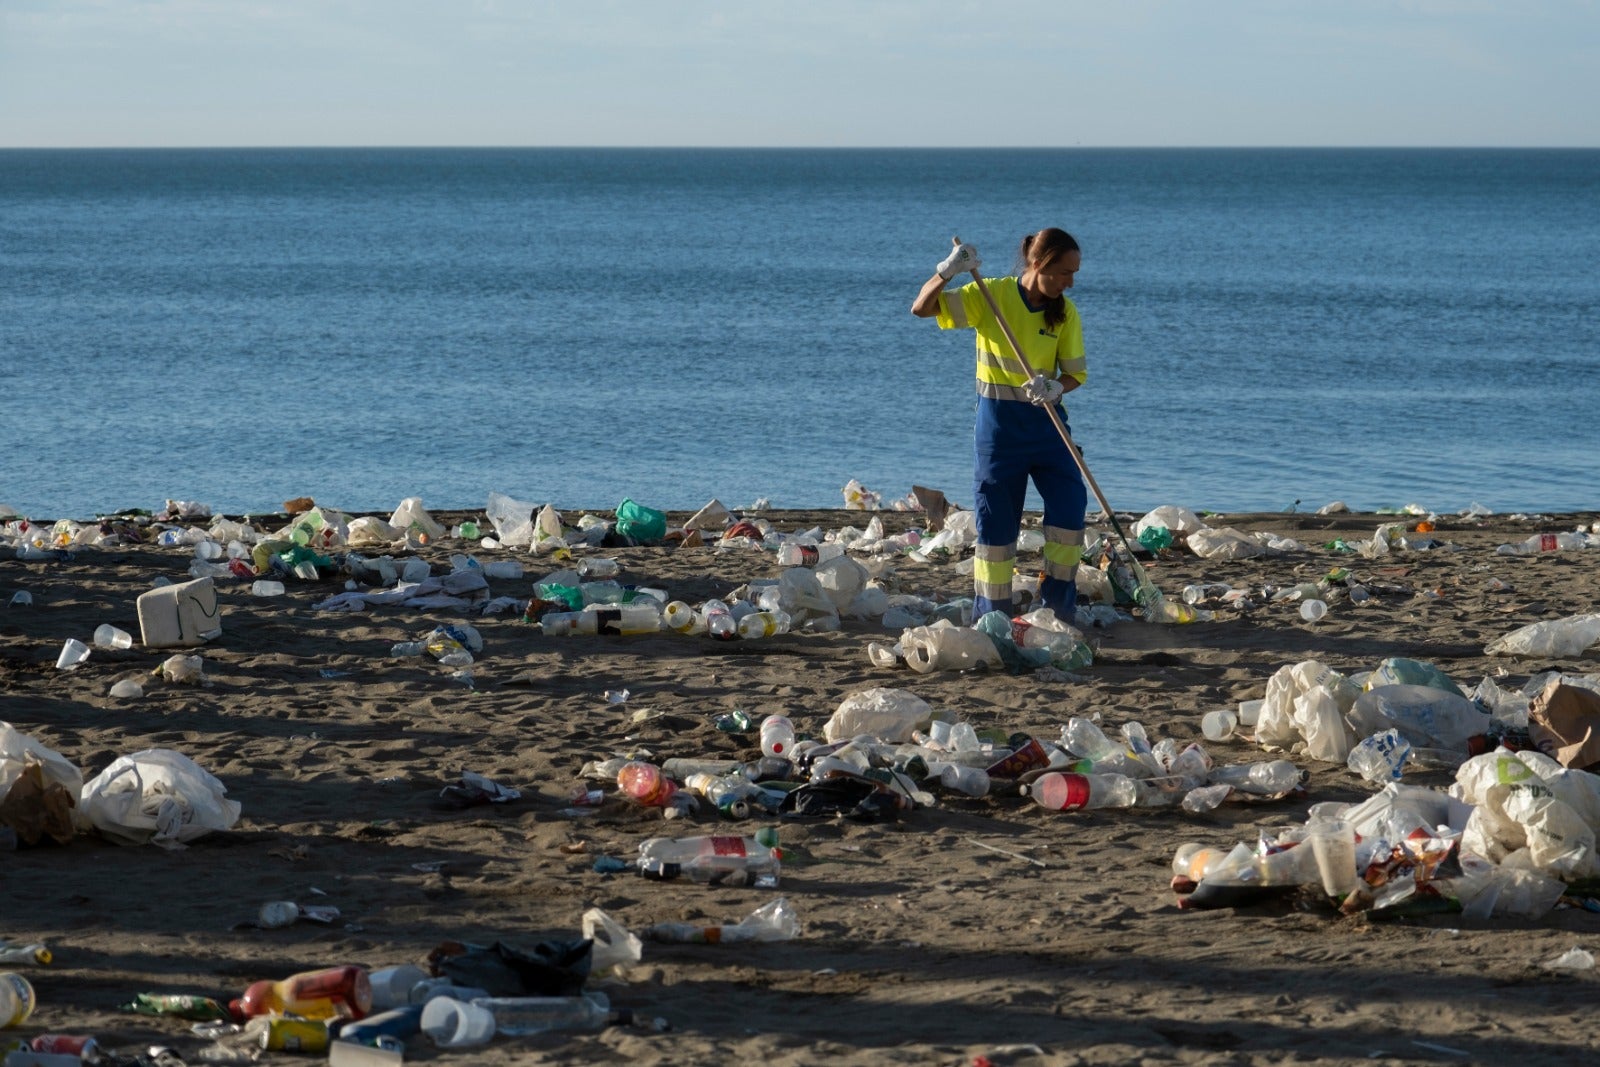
3,143,1599,152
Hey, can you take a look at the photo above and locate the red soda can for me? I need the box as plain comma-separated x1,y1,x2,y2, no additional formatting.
32,1035,99,1057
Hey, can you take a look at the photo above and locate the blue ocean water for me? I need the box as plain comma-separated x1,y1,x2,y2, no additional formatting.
2,148,1596,519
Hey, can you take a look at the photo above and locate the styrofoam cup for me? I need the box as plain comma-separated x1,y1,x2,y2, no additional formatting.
421,995,495,1048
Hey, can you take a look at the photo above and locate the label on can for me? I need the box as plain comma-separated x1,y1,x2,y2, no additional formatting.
31,1035,96,1056
257,1016,331,1052
1540,533,1558,551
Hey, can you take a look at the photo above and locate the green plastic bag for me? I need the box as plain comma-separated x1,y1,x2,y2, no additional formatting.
535,582,583,611
615,498,666,543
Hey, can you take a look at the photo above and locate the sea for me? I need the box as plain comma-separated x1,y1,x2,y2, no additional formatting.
2,147,1596,521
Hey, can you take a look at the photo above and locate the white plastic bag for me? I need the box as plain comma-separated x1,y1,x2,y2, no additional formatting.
582,907,643,977
1132,505,1206,540
1485,613,1600,658
1186,527,1266,560
484,491,538,548
824,688,933,743
1295,685,1356,763
814,555,869,611
389,497,447,541
79,749,241,849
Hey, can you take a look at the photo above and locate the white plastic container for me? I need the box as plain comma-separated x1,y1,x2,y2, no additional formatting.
135,576,222,647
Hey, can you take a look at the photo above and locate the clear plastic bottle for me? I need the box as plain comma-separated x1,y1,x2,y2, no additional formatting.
682,772,771,818
699,600,737,640
1022,771,1140,811
1496,531,1591,555
470,992,623,1037
636,828,781,885
759,714,795,758
1060,718,1124,761
577,557,621,578
663,601,702,634
776,542,844,567
1207,759,1302,794
737,610,791,639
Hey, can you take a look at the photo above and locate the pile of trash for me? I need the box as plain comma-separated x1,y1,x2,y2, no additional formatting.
1173,745,1600,921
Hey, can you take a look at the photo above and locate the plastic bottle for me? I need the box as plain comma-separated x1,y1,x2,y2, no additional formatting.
737,610,791,639
681,772,773,818
470,992,623,1037
637,829,782,886
616,762,679,807
1496,531,1591,555
776,542,844,567
1023,771,1140,811
252,579,286,597
389,641,426,657
759,714,795,758
663,600,702,634
238,966,372,1020
1207,759,1302,795
1060,718,1124,762
1,971,36,1027
577,557,620,578
699,600,737,640
589,603,661,635
643,897,799,944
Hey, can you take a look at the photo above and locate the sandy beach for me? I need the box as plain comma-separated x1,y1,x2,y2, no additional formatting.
4,502,1600,1066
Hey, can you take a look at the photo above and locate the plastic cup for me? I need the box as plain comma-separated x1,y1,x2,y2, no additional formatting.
109,679,144,699
1238,699,1263,727
1200,710,1237,742
8,592,31,607
55,638,90,670
1305,818,1360,897
1299,599,1328,622
93,624,133,650
194,540,223,560
421,995,495,1048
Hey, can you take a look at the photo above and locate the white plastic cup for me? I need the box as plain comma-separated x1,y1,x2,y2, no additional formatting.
55,638,90,670
8,591,31,607
1238,699,1264,727
421,995,496,1048
109,679,144,699
1299,599,1328,622
93,624,133,650
1306,818,1360,897
194,540,223,560
1201,710,1237,742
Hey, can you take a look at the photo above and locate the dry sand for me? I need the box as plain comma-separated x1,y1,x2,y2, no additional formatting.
4,505,1600,1066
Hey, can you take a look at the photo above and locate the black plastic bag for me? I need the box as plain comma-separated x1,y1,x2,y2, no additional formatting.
431,937,592,996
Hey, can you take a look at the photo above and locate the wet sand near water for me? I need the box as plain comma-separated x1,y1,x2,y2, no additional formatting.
3,506,1600,1066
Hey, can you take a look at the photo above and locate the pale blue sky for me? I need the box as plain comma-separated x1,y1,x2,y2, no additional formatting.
2,0,1595,148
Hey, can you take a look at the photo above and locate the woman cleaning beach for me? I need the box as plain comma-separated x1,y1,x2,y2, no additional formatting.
910,229,1088,621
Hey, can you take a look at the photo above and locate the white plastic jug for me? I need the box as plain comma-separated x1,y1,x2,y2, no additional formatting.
136,576,222,648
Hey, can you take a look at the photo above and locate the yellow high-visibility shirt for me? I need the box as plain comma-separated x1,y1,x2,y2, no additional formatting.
937,277,1086,402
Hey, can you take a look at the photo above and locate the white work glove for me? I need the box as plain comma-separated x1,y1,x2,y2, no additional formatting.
1024,374,1065,407
936,242,981,280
